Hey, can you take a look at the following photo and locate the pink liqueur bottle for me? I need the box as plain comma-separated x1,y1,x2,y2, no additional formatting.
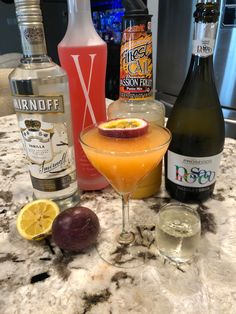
58,0,108,190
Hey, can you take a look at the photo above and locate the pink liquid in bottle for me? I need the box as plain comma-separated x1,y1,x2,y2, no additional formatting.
58,0,108,190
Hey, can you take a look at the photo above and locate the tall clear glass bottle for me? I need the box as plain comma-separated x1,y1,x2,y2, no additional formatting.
9,0,80,209
108,1,165,199
58,0,108,191
165,0,225,202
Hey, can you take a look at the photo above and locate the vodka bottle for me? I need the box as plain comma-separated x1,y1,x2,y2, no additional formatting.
58,0,108,191
9,0,80,209
165,0,225,202
108,0,165,199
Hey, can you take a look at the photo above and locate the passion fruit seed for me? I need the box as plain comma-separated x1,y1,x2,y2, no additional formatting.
105,120,141,129
98,118,148,138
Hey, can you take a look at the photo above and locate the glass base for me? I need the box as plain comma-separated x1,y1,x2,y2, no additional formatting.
157,249,195,264
96,224,155,268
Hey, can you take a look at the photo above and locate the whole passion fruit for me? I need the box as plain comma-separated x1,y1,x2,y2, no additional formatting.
52,206,100,252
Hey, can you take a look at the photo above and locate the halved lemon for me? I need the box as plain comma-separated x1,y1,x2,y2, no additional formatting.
16,199,60,240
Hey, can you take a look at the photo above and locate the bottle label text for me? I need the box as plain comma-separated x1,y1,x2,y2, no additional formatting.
18,117,75,192
120,24,153,100
167,151,222,188
13,95,64,113
192,22,218,57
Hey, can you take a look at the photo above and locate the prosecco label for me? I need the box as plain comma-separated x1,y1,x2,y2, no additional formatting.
167,151,222,188
120,24,153,100
192,22,218,57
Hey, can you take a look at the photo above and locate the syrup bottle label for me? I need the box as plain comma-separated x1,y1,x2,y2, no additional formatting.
120,23,153,100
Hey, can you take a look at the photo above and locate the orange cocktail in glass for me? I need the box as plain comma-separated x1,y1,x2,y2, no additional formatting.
81,125,169,193
80,119,171,267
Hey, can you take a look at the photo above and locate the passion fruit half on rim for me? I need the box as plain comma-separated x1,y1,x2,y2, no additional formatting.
98,118,149,138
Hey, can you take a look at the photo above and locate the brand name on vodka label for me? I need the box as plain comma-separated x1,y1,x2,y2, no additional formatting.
40,152,68,174
13,96,64,113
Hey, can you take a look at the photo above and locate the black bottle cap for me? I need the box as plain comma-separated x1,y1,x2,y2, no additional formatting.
122,0,149,16
194,1,219,23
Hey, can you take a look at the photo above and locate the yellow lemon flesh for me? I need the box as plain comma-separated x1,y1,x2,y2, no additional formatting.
16,199,60,240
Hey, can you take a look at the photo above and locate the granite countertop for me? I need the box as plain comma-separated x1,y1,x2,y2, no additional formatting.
0,114,236,314
0,69,15,117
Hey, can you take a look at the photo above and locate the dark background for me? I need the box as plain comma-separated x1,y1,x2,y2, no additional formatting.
0,0,149,99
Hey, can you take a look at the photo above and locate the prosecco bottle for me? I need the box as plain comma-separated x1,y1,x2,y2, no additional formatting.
165,0,225,202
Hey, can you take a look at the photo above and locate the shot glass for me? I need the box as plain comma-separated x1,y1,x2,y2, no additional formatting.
156,203,201,263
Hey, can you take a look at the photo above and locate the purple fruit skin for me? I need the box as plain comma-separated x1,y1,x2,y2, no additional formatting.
52,207,100,252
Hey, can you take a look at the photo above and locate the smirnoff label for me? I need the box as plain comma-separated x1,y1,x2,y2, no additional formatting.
192,22,218,57
167,150,222,188
120,23,153,100
13,95,64,113
15,95,75,192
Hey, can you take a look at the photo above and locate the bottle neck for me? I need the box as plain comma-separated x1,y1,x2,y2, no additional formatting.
119,17,153,101
19,21,48,60
192,21,218,58
179,21,219,102
14,0,48,61
188,54,215,79
67,0,94,30
188,20,218,80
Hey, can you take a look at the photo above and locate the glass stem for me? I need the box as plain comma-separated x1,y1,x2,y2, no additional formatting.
118,193,135,245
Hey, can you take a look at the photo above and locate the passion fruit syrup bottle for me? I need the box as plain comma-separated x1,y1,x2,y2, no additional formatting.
165,0,225,202
9,0,80,209
58,0,108,191
108,0,165,199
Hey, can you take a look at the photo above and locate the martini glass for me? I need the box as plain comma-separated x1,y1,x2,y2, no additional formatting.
80,123,171,267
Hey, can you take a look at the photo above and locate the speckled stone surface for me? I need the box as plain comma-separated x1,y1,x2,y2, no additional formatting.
0,114,236,314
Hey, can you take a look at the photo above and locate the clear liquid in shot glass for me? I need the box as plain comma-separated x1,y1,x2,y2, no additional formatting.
156,204,201,263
